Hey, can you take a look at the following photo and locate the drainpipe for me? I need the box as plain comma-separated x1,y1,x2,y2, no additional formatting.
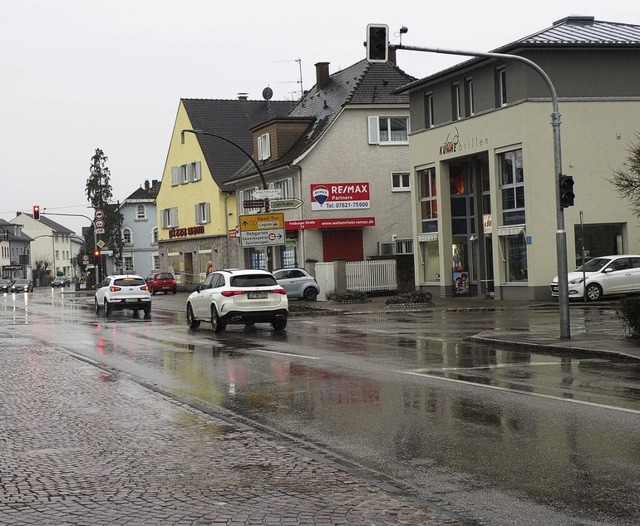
224,192,232,267
288,164,304,266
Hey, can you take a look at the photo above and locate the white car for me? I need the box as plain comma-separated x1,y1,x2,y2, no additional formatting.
186,269,288,333
95,274,152,316
272,268,320,301
551,255,640,301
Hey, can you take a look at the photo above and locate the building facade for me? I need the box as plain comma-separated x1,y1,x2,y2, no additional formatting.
398,15,640,300
119,179,161,278
156,97,294,286
0,218,32,280
228,60,416,273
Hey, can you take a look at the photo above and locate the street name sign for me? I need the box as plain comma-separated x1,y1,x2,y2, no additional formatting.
253,189,282,199
239,213,285,247
268,198,303,210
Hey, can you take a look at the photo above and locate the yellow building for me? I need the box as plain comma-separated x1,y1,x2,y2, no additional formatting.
156,97,294,286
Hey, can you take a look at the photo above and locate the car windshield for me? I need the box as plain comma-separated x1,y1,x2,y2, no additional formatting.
114,278,145,287
156,273,173,280
576,258,611,272
231,275,277,287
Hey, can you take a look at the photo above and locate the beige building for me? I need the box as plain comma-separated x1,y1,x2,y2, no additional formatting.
398,15,640,300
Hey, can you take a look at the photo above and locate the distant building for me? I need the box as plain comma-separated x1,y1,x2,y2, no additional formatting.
0,218,32,280
118,179,161,278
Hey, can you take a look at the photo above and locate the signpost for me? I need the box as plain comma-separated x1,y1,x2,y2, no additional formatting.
268,198,303,210
239,213,285,248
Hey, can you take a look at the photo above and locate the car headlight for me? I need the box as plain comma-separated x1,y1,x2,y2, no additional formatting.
569,277,585,285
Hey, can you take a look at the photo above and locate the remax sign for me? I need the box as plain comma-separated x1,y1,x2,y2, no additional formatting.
310,182,370,211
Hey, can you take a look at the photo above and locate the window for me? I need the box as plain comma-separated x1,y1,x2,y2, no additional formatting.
152,227,158,244
189,161,201,182
451,83,461,121
271,178,293,199
171,162,201,185
180,165,189,184
465,77,474,117
418,167,437,234
391,172,410,191
136,205,146,220
123,256,134,273
368,116,409,144
161,207,178,229
499,149,525,223
425,92,434,128
122,228,132,244
258,133,271,161
195,202,210,225
497,67,507,107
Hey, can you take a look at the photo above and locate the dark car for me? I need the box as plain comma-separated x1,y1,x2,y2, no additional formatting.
51,276,71,288
145,272,177,295
10,278,33,293
0,278,12,293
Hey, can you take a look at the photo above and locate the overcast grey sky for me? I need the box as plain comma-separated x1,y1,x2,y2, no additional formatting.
0,1,634,234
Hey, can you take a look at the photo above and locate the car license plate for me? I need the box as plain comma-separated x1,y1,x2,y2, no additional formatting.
247,291,268,299
125,298,139,302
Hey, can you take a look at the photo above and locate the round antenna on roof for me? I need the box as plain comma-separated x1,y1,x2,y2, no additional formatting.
262,87,274,100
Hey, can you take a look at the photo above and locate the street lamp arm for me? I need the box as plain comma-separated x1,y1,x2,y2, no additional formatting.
181,129,268,190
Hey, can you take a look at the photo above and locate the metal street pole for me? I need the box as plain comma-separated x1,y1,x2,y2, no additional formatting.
394,43,571,339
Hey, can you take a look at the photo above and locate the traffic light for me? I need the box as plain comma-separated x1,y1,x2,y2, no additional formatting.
366,24,389,63
559,175,575,208
32,205,40,220
93,248,101,261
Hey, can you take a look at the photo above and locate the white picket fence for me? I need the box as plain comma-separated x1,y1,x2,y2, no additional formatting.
315,260,397,301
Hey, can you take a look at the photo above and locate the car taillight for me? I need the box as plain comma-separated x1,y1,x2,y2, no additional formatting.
141,285,149,291
221,290,245,297
109,286,122,292
272,287,288,295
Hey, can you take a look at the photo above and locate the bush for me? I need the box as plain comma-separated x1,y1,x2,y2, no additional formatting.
617,297,640,339
326,289,369,303
385,290,433,306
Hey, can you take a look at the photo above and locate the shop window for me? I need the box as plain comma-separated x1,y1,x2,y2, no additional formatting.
502,234,528,282
499,149,525,225
419,240,440,283
418,167,437,233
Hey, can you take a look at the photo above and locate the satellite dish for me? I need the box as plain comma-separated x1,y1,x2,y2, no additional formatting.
262,87,274,100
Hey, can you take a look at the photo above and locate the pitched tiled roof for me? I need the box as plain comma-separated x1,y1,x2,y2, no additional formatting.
124,180,161,201
182,98,295,188
20,213,75,234
229,60,415,180
397,16,640,92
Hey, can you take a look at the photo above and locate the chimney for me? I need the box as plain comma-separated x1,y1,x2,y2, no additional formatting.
237,93,249,100
388,47,397,65
315,62,330,90
144,180,150,191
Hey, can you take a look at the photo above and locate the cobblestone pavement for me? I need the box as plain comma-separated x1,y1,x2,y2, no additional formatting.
0,342,461,526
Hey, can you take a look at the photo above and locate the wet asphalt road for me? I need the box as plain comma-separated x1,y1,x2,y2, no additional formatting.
1,289,639,525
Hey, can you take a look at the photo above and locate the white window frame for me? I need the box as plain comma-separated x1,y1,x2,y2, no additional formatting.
271,178,293,199
465,77,475,117
180,165,189,184
391,171,411,192
189,161,201,182
136,204,146,220
257,133,271,161
425,92,434,128
452,82,461,121
195,202,211,225
122,228,132,244
368,116,409,144
241,187,262,214
498,67,507,107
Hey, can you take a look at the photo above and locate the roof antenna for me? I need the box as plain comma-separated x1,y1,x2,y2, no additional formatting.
274,58,304,100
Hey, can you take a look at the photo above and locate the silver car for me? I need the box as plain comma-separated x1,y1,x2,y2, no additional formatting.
272,268,320,301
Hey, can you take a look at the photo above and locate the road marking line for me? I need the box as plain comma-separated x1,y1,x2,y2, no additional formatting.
252,349,320,360
396,370,640,415
425,361,563,372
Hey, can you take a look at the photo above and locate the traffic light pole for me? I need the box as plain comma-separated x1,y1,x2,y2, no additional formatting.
393,42,571,339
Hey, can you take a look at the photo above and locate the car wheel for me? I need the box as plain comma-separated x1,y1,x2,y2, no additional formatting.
94,299,101,314
303,287,318,301
211,305,226,333
585,283,603,301
104,299,112,316
151,288,156,295
143,306,151,318
186,303,200,329
272,318,287,331
172,290,177,295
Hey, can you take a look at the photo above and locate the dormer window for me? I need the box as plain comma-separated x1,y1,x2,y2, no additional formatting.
258,133,271,161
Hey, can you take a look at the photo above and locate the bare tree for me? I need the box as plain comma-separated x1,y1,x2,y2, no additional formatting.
610,134,640,217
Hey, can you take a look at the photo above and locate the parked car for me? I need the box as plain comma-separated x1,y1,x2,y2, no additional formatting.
95,274,151,316
551,255,640,301
272,268,320,301
186,269,288,333
51,276,71,288
145,271,177,295
10,278,33,293
0,278,12,293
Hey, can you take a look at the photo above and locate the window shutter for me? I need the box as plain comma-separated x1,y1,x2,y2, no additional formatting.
195,203,200,224
205,202,210,223
171,166,179,186
171,208,178,227
194,161,201,181
367,116,379,144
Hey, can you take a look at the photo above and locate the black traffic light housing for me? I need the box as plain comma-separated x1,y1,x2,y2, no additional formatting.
559,175,575,208
366,24,389,63
93,248,101,261
32,205,40,220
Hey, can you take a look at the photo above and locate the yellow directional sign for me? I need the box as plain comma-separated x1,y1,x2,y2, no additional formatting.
239,213,285,247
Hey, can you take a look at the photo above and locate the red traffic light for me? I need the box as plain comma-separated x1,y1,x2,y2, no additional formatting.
93,248,101,259
32,205,40,220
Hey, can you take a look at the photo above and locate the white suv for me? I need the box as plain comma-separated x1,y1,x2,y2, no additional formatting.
95,275,152,317
186,269,288,333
